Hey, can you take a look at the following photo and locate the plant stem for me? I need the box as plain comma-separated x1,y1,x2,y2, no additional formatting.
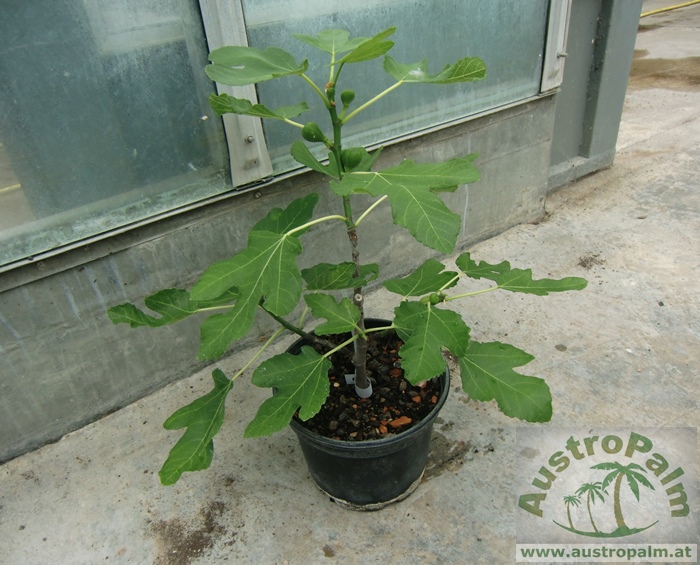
355,195,388,226
286,214,348,237
229,326,286,382
444,286,499,301
327,85,371,394
284,118,304,129
341,81,404,124
261,305,335,349
301,74,331,109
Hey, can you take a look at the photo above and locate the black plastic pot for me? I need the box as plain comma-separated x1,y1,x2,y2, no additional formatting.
288,319,450,510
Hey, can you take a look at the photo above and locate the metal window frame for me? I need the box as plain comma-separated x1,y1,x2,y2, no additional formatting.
198,0,273,186
541,0,572,93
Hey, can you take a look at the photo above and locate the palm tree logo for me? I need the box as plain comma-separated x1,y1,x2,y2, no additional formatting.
554,461,658,538
591,461,657,536
575,482,606,533
563,494,581,530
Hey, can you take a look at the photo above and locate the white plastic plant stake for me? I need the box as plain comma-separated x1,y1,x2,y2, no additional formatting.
345,373,373,398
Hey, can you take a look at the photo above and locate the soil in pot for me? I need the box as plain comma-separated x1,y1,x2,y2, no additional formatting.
294,328,442,441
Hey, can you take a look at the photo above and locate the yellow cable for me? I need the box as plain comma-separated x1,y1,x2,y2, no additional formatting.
641,0,700,17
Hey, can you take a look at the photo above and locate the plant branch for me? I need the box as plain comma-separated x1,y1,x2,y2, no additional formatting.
355,195,389,226
444,285,499,301
284,118,304,129
341,81,404,124
440,274,461,292
286,214,348,237
301,73,331,109
229,326,287,382
260,304,335,349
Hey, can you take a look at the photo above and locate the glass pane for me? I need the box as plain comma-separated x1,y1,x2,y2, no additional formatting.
241,0,548,172
0,0,228,267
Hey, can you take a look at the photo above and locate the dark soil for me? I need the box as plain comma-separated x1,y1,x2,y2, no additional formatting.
293,329,442,442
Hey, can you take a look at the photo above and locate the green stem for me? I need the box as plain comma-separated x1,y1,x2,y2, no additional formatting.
440,274,461,292
284,118,304,129
195,304,235,313
301,73,331,109
320,323,395,360
341,81,404,124
261,305,335,350
355,195,389,226
286,214,348,237
229,326,286,382
444,286,499,301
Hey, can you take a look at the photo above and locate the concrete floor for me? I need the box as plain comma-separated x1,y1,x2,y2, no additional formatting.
1,5,699,564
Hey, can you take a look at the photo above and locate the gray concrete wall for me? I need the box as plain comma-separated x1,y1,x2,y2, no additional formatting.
0,96,555,463
549,0,643,190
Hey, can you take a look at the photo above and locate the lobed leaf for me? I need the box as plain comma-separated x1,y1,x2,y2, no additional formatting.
336,27,396,64
393,301,470,384
330,156,480,253
245,347,331,437
293,29,367,56
208,93,309,120
206,45,308,86
384,258,458,297
456,252,588,295
190,195,319,359
252,192,320,235
159,369,233,485
302,262,379,290
304,293,361,335
458,341,552,422
108,288,237,328
383,55,486,84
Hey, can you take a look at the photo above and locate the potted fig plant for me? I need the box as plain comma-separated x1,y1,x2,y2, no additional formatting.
108,27,587,509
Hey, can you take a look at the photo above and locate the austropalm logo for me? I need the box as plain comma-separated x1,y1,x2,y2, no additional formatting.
516,428,697,562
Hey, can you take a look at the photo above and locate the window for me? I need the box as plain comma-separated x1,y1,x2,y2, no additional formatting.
240,0,549,172
0,0,228,268
0,0,561,270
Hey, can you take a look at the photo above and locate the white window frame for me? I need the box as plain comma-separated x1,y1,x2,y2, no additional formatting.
541,0,572,92
198,0,273,186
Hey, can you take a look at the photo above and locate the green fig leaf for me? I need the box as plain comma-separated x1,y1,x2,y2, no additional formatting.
245,347,331,437
304,293,361,335
159,369,233,485
108,288,238,328
301,262,379,290
456,253,588,295
191,194,319,359
208,93,309,120
331,156,479,253
293,29,367,56
458,341,552,422
384,258,458,297
290,142,338,178
205,45,308,86
393,301,470,384
336,27,396,64
383,55,486,84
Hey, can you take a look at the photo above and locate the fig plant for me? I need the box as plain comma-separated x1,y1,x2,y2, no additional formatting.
108,27,587,485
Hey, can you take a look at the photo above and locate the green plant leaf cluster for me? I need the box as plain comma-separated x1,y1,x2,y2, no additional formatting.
107,26,588,485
